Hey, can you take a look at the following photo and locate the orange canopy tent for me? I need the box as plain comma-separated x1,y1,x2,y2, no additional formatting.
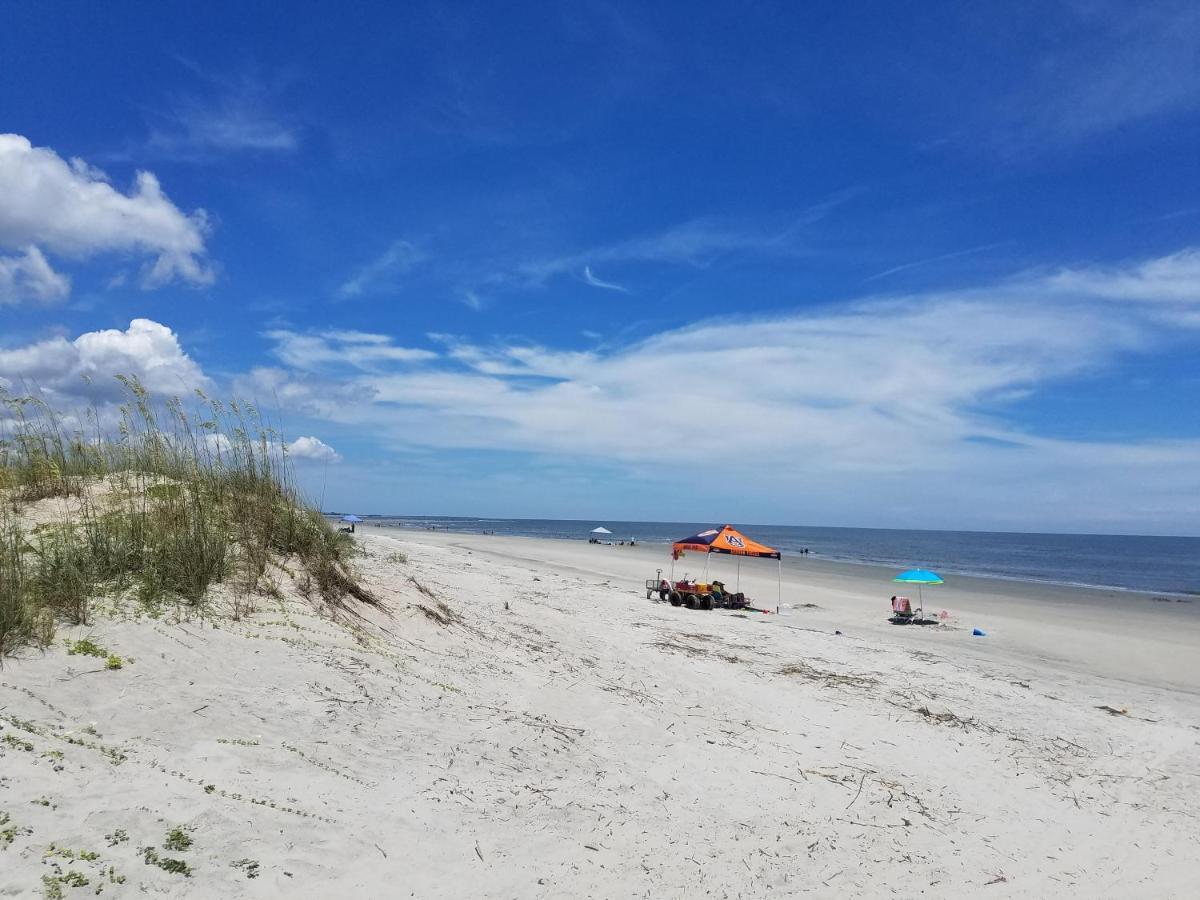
670,525,782,611
672,525,781,560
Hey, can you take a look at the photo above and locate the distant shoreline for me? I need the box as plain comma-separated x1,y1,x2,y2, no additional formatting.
345,519,1200,601
326,513,1199,540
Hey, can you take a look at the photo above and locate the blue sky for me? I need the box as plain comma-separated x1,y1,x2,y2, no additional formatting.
1,0,1199,533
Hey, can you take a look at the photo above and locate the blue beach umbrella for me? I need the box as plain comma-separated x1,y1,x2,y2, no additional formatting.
341,515,362,523
893,568,944,609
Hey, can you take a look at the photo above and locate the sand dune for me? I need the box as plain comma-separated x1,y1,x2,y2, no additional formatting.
2,529,1198,897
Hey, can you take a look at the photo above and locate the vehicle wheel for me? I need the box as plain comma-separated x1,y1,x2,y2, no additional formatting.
685,593,699,609
701,595,715,610
668,591,683,607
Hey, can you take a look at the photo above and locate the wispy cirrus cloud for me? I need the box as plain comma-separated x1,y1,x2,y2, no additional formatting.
337,240,427,299
233,247,1200,530
1041,247,1200,306
493,191,861,295
510,217,763,288
865,243,1011,283
985,0,1200,151
264,328,437,371
332,192,860,310
136,65,301,162
581,265,628,292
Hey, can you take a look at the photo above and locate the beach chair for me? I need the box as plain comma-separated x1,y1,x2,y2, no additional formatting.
889,595,918,624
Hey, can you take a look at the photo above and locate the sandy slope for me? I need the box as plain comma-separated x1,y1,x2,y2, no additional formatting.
2,530,1198,898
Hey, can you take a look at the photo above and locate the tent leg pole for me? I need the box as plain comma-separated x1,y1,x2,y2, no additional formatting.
777,558,781,614
736,557,741,593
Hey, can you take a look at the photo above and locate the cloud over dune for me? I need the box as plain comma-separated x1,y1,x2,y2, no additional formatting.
287,435,342,463
0,319,209,402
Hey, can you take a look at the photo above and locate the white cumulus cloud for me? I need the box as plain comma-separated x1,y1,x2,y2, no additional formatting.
0,318,210,403
0,246,70,305
286,435,341,463
0,134,213,302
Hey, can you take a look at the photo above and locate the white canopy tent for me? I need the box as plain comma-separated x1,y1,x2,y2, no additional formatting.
590,527,612,535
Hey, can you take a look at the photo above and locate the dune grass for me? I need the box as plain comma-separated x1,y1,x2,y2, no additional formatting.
0,378,367,657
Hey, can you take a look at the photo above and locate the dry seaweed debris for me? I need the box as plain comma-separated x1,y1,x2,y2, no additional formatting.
651,639,742,664
652,639,708,657
408,576,459,625
778,661,878,689
884,699,996,733
915,705,971,726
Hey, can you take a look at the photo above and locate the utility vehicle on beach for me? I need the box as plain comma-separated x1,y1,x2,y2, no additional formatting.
645,575,751,610
643,525,784,613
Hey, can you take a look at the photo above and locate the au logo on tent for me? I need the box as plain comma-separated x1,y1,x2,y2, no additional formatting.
726,535,745,548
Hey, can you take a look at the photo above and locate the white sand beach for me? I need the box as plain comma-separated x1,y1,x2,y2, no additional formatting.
3,527,1199,898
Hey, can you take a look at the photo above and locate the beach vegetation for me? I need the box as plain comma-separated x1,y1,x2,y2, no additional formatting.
142,846,191,876
3,733,34,752
1,810,33,846
231,858,260,878
41,871,90,899
0,378,373,658
162,826,193,852
63,638,106,658
44,844,100,862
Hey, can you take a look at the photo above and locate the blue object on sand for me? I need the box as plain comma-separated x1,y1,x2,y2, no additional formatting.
972,628,986,636
341,515,363,523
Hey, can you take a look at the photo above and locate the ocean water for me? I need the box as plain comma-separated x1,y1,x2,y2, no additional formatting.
356,516,1200,596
